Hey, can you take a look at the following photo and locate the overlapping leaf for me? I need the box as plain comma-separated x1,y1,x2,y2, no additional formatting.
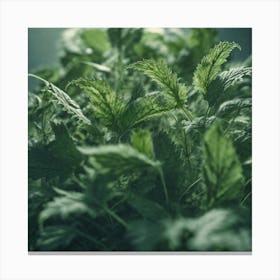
193,41,241,94
28,74,91,124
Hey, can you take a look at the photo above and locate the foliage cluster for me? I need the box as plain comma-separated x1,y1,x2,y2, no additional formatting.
28,28,252,251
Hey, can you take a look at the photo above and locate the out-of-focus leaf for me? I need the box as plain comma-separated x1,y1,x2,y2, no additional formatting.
80,61,111,72
81,29,110,53
162,208,251,251
37,225,77,251
78,144,160,176
185,208,251,251
202,121,244,207
39,188,88,225
127,193,168,221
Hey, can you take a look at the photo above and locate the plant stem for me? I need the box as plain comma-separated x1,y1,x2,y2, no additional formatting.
181,106,194,121
158,167,169,204
104,207,128,229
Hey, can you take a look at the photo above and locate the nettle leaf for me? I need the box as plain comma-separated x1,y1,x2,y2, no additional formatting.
78,144,160,176
216,98,252,118
193,41,241,94
28,123,82,180
122,92,175,129
69,78,125,132
202,121,244,208
218,66,252,90
206,67,252,106
130,129,155,159
130,59,188,108
28,74,91,124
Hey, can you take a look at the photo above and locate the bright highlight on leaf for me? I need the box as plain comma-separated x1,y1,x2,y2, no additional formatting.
78,144,161,175
28,74,91,125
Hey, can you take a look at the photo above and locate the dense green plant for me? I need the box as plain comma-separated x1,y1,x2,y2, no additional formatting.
28,28,252,251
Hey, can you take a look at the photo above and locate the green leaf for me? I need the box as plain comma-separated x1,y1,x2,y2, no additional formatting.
81,29,111,54
37,225,77,250
28,74,91,125
69,78,125,132
122,92,175,129
216,98,252,118
163,208,251,251
130,129,155,159
78,144,160,176
202,121,244,207
39,189,88,226
127,193,168,221
130,59,188,108
193,41,241,94
218,66,251,90
205,67,252,106
28,124,82,180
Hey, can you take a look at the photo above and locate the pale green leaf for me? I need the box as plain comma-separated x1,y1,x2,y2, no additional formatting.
78,144,160,175
130,59,188,107
131,129,155,159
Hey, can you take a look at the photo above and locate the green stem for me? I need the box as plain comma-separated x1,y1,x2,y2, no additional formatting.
104,207,128,229
181,106,194,121
158,167,169,204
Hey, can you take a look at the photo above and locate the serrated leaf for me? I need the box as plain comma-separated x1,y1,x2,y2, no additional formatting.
216,98,252,117
28,74,91,124
69,78,125,132
130,59,188,107
122,92,175,129
78,144,160,176
202,121,244,207
218,66,251,90
193,41,241,94
206,67,252,106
